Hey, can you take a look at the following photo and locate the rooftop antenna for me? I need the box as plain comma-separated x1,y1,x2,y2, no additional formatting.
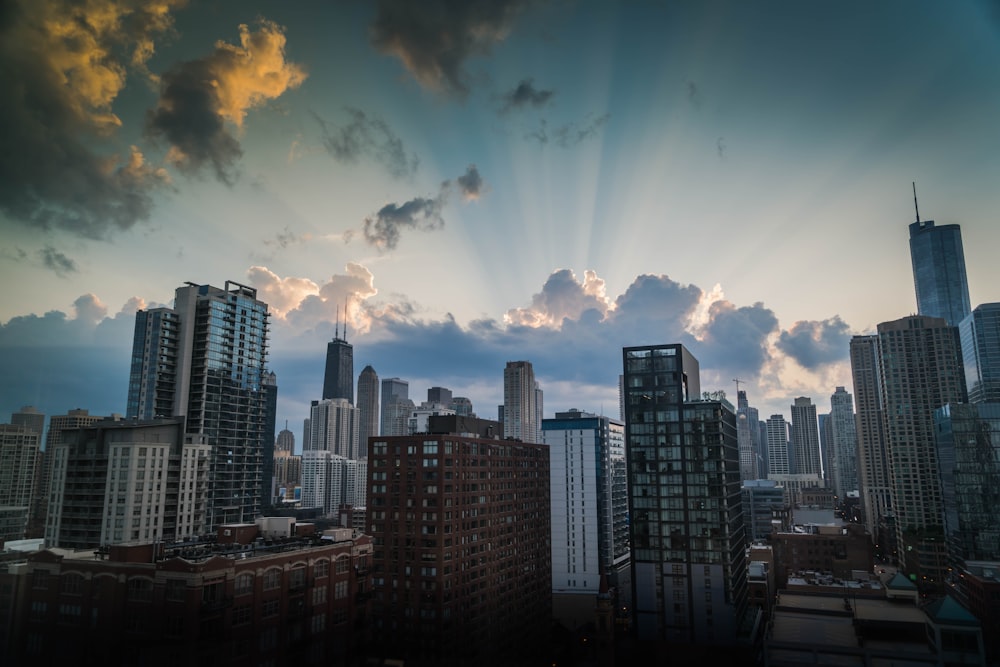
912,181,921,223
335,303,341,340
344,304,348,342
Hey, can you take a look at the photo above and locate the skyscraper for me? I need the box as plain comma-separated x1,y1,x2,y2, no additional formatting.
426,386,452,405
356,364,379,458
789,397,821,476
765,415,790,476
503,360,541,443
908,191,971,326
736,390,758,481
126,281,270,528
307,398,359,459
876,315,967,589
379,377,409,436
621,344,752,647
0,423,40,541
261,370,278,507
828,387,859,502
960,303,1000,404
850,334,897,560
322,329,354,402
542,409,628,628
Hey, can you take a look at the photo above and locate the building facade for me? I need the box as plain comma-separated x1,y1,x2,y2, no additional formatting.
322,334,354,403
960,303,1000,404
789,397,821,476
765,415,790,476
379,377,410,437
828,386,859,502
503,360,542,443
366,431,551,665
622,344,752,647
126,281,271,528
542,409,628,628
307,398,359,459
356,364,379,459
909,218,971,327
0,424,40,541
45,419,211,548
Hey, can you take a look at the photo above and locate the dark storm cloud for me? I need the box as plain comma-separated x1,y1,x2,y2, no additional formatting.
776,316,852,369
456,164,485,200
526,113,611,148
39,246,78,277
146,21,306,185
363,193,447,251
314,108,419,179
497,78,555,113
370,0,532,96
0,1,179,239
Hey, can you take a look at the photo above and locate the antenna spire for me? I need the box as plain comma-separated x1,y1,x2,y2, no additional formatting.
912,181,921,223
335,304,340,340
344,304,348,341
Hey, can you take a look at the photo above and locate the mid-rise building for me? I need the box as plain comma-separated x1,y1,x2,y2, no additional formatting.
877,315,967,590
909,212,971,327
503,360,542,443
542,409,628,630
45,419,211,548
742,479,789,543
829,386,859,502
356,365,379,458
0,424,41,541
789,397,821,476
960,303,1000,404
622,344,754,648
126,281,271,528
366,429,551,665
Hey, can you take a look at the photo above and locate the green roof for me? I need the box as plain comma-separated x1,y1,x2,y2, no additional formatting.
886,572,918,590
924,595,980,627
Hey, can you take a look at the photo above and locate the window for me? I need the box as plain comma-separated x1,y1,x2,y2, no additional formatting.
235,573,254,596
31,570,49,589
262,599,279,618
165,578,186,602
335,580,349,600
335,557,350,574
312,587,327,605
311,613,326,634
127,577,153,602
314,559,329,578
290,566,306,589
233,605,252,626
60,573,83,596
262,568,281,591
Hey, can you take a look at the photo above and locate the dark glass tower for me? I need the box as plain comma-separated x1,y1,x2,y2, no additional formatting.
322,335,354,402
908,189,971,327
960,303,1000,404
622,344,751,647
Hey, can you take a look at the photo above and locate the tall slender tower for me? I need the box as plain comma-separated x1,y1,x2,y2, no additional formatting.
908,184,971,327
356,365,379,458
736,390,758,481
829,387,859,502
322,310,354,402
789,397,821,476
127,281,270,528
503,360,541,443
877,315,967,590
765,415,790,476
261,370,278,507
621,344,750,647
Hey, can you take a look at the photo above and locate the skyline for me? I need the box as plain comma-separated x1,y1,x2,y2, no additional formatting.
2,0,1000,433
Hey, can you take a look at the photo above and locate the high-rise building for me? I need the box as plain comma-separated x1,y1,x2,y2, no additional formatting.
876,315,967,589
450,396,475,417
426,386,452,405
960,303,1000,404
307,398,359,458
300,452,367,515
356,365,379,458
275,423,294,453
379,377,409,436
622,344,752,647
736,390,758,481
0,423,41,541
934,402,1000,564
503,360,541,443
126,281,271,528
261,370,278,507
908,196,971,327
11,406,46,537
765,415,790,476
542,409,628,629
829,386,859,502
46,419,211,548
322,329,354,403
789,397,821,476
10,406,45,437
366,428,551,664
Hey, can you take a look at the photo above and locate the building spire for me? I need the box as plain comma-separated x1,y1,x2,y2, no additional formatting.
912,181,921,223
335,303,340,340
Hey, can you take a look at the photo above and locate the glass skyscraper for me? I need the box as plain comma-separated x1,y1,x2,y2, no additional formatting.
127,281,270,528
322,335,354,402
909,219,971,327
960,303,1000,404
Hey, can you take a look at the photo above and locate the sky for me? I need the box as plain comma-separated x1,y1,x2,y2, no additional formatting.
2,0,999,447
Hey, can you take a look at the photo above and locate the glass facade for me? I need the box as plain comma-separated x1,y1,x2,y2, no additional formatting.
322,337,354,402
960,303,1000,404
909,220,971,327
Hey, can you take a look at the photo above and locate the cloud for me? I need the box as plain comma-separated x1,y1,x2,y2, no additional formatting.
717,137,727,159
146,20,307,184
505,269,611,327
526,113,611,148
369,0,530,96
687,80,702,109
0,1,181,239
314,108,419,179
363,194,447,251
39,246,78,277
694,300,780,378
776,316,852,369
456,164,485,201
497,78,554,113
